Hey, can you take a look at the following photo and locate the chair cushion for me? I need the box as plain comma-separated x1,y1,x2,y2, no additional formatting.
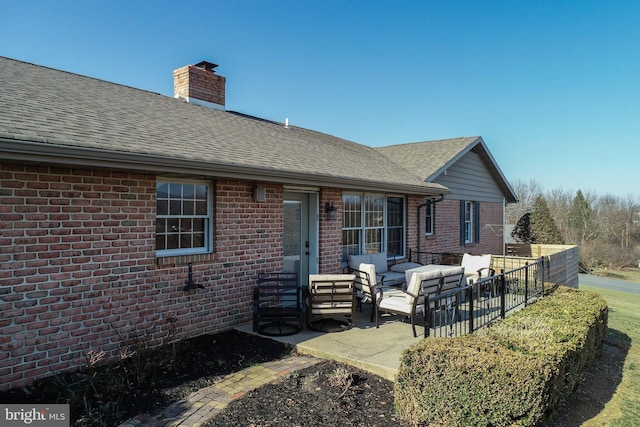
369,252,389,274
441,266,465,276
348,254,371,270
378,295,412,315
389,262,423,273
461,253,492,273
357,263,377,291
405,270,442,305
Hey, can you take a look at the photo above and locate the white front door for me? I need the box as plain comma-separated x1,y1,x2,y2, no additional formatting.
283,192,318,288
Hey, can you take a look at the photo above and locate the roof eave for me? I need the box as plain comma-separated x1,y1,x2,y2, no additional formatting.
0,139,450,197
426,137,518,203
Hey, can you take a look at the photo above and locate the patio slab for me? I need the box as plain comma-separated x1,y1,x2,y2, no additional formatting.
235,308,424,381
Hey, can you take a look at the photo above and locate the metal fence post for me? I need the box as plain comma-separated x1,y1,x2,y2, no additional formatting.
424,297,431,338
467,285,474,334
500,271,506,319
524,262,529,306
540,256,545,295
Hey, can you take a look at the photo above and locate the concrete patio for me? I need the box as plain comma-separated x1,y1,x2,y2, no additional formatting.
235,308,425,381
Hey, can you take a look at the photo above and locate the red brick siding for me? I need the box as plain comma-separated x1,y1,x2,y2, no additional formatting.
0,162,504,390
405,196,421,257
419,199,503,256
319,189,343,272
0,165,287,391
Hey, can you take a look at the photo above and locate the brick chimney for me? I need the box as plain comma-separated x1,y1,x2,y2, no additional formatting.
173,61,226,110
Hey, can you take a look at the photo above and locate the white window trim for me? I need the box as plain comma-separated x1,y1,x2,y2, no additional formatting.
343,193,405,258
464,201,474,244
156,178,214,257
425,202,434,236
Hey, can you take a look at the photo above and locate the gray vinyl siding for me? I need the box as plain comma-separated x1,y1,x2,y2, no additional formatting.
432,151,504,202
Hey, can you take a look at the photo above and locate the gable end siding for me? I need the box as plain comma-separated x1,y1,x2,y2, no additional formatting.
432,151,504,202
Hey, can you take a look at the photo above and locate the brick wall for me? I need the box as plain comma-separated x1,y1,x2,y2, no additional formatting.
0,165,288,391
419,199,504,256
319,189,343,272
0,162,505,390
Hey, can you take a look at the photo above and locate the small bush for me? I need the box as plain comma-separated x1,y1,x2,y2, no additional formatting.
394,286,608,426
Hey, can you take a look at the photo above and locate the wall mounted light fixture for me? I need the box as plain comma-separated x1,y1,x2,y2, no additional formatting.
325,199,337,221
254,186,266,202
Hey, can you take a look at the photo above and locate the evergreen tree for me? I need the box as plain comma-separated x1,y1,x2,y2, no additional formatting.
511,212,532,243
567,190,595,244
530,195,564,244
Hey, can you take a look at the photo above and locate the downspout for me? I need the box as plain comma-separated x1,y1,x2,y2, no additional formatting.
417,204,423,254
417,194,445,255
502,197,507,272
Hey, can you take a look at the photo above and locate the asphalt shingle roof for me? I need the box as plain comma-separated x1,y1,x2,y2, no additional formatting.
0,57,447,195
375,137,518,202
375,137,480,181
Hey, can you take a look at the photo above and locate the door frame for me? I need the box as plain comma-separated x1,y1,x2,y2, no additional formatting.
283,190,319,288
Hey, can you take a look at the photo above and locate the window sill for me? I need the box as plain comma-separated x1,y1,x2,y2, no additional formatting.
156,252,216,267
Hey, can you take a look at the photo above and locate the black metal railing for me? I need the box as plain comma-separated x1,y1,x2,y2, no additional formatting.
408,249,463,266
423,257,545,338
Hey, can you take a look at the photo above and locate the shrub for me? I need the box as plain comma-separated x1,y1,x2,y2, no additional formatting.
394,286,608,426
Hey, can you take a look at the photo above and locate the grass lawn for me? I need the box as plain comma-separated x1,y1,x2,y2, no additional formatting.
579,283,640,426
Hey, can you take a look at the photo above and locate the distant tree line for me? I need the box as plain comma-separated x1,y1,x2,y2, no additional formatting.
506,179,640,271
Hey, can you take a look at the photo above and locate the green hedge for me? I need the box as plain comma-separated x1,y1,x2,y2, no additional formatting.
394,286,608,426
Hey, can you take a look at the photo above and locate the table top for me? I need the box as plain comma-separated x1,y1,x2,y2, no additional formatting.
404,264,451,284
405,264,450,274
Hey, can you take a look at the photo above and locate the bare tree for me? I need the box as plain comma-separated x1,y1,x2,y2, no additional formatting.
595,194,638,249
545,187,572,241
505,179,544,224
506,179,640,268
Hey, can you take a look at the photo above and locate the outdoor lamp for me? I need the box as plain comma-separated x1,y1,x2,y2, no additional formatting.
325,200,337,221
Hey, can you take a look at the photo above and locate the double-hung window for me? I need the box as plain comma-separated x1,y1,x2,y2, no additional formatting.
425,202,434,236
342,193,405,261
156,179,214,256
460,200,480,245
464,201,474,243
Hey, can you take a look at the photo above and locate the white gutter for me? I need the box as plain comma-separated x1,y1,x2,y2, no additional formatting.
0,139,451,197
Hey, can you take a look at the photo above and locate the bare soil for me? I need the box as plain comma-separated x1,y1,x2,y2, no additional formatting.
0,330,627,427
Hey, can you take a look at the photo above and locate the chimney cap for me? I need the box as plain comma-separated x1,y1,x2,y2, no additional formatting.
195,61,219,72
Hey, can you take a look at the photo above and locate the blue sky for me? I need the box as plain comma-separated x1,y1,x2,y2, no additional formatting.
2,1,639,198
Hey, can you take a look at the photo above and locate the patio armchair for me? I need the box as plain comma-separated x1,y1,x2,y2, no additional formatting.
307,274,356,332
253,272,302,336
351,263,382,322
348,252,405,286
439,266,466,292
460,253,495,284
375,269,443,337
424,266,466,337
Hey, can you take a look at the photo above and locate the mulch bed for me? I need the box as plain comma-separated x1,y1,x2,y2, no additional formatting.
0,329,626,426
0,330,291,426
205,360,409,427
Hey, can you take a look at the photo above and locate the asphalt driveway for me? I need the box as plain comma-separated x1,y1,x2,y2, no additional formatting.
579,273,640,294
